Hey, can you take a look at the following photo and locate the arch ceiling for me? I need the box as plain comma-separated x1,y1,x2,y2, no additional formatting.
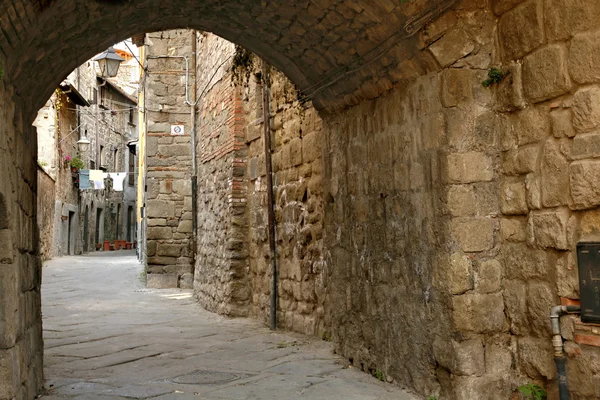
0,0,456,121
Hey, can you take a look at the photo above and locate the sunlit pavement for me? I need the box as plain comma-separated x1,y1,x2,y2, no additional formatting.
39,251,416,400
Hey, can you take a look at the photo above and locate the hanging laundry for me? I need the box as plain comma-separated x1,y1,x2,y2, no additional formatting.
108,173,127,192
79,170,91,190
93,179,105,190
89,169,104,181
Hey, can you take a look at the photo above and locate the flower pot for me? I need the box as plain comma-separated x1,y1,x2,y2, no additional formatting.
103,240,110,251
126,242,132,250
114,241,121,250
96,244,101,251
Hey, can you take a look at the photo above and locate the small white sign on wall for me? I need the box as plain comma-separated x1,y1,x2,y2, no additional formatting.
171,124,185,136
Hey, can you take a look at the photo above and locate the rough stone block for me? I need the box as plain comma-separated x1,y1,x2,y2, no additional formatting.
525,173,542,210
502,243,549,280
500,217,527,242
572,132,600,160
485,343,513,375
0,347,18,399
493,0,525,15
0,264,18,349
441,68,473,107
523,44,571,103
527,281,555,336
421,11,458,45
570,160,600,210
289,138,302,166
147,227,173,240
302,132,320,163
551,108,575,138
157,244,182,257
518,337,555,379
454,375,513,400
447,185,477,217
514,107,551,145
545,0,600,42
146,200,175,218
502,146,538,175
146,273,178,289
451,218,495,252
503,279,528,335
172,180,192,195
569,30,600,84
493,62,526,112
477,259,502,293
449,253,473,295
573,87,600,133
452,293,507,333
0,230,13,264
445,152,494,183
177,220,193,233
500,178,527,215
454,338,485,376
179,273,194,289
499,0,544,61
541,140,569,207
429,29,475,68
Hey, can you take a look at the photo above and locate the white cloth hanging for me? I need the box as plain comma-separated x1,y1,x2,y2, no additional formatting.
108,173,127,191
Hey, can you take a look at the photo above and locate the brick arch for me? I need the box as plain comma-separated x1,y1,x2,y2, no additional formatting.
0,0,456,122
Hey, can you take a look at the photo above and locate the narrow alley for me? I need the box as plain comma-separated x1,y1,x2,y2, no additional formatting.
40,252,416,400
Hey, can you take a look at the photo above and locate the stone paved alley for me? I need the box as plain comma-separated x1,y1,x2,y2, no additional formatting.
39,252,416,400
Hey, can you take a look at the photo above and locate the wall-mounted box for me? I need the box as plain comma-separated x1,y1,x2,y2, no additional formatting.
577,242,600,323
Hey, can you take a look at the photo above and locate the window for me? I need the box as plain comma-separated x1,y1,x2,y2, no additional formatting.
99,145,104,167
89,160,95,170
113,149,119,171
128,148,135,186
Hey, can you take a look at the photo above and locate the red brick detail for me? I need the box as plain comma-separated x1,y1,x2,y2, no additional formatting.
560,298,581,307
574,333,600,347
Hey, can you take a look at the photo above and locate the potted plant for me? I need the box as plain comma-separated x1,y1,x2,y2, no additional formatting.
70,157,85,172
63,155,71,168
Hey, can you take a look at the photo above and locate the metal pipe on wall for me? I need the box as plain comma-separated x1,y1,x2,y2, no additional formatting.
190,30,198,240
262,61,278,330
550,305,581,400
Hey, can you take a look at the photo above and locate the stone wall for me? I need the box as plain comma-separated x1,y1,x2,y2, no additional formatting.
240,63,327,334
193,34,251,316
0,79,43,399
37,168,55,261
144,30,195,289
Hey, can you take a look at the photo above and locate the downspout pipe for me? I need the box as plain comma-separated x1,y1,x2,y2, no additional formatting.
190,31,198,241
262,61,278,331
550,305,581,400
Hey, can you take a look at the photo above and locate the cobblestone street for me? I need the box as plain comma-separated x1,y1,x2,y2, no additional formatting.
39,252,416,400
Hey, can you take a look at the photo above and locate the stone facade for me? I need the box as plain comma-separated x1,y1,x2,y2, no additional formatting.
142,30,195,289
33,59,139,260
9,1,600,399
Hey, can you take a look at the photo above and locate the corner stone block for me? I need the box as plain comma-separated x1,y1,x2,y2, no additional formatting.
528,209,569,250
441,68,473,107
452,292,507,333
428,29,475,68
450,218,495,253
146,274,179,289
146,200,175,218
522,44,571,103
0,263,18,349
445,152,494,184
477,259,503,293
514,105,551,146
453,338,485,376
0,229,13,264
569,29,600,84
518,337,555,379
541,140,569,207
449,253,473,295
498,0,544,61
500,178,527,215
502,146,538,175
551,108,575,138
573,87,600,133
570,160,600,210
447,185,477,217
500,217,527,242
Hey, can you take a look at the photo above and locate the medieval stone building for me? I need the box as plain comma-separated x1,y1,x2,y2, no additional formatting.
34,50,139,260
6,1,600,399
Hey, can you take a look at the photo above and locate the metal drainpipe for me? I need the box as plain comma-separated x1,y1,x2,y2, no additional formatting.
190,30,198,242
550,305,581,400
262,61,278,330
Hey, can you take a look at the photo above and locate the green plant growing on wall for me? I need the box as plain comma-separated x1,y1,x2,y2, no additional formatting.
518,383,547,400
372,370,384,381
482,67,507,87
70,157,85,170
427,396,438,400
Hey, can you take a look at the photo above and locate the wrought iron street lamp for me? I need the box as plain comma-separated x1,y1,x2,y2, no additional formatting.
92,47,124,78
77,134,91,153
